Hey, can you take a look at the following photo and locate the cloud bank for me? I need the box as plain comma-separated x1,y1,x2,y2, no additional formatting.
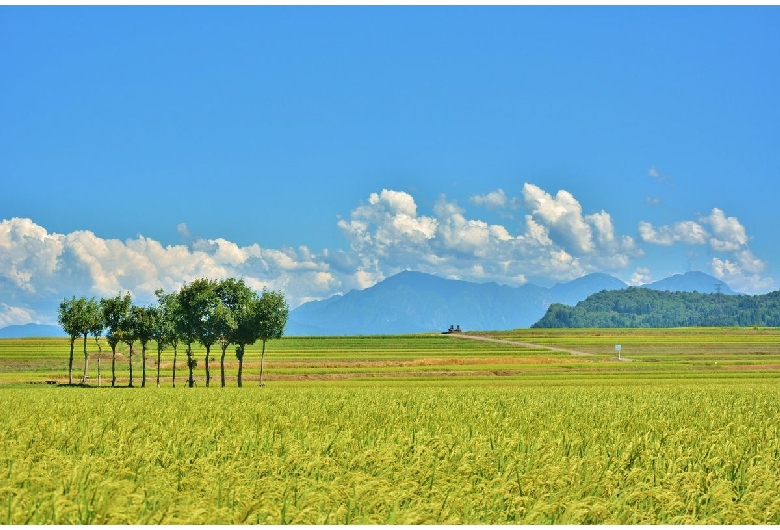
638,208,772,293
1,184,774,326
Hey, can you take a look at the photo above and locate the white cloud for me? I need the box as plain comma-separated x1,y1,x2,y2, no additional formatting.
628,267,652,286
337,189,438,258
648,166,673,184
638,208,773,294
0,217,65,293
0,303,40,327
470,189,508,209
702,208,748,252
0,218,343,324
177,222,191,238
638,220,708,246
522,183,594,253
711,257,774,294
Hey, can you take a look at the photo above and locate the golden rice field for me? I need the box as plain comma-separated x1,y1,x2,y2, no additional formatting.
2,328,780,523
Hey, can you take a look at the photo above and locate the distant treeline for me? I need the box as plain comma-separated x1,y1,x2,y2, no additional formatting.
532,287,780,328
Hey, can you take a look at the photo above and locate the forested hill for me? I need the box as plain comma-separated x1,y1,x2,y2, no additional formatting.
531,288,780,328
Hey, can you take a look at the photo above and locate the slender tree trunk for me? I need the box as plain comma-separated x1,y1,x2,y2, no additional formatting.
237,345,244,388
187,343,194,388
128,344,134,388
220,344,227,388
81,332,89,384
172,344,178,388
157,345,162,388
259,339,267,387
111,343,117,387
205,345,211,387
141,343,147,388
98,357,101,387
68,337,75,385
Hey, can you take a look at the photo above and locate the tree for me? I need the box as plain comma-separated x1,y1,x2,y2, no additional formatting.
134,305,158,388
100,293,132,387
193,279,222,388
154,289,180,388
175,279,215,388
232,290,262,388
77,298,103,384
122,306,141,388
215,278,252,387
58,297,81,385
256,289,289,387
57,296,103,385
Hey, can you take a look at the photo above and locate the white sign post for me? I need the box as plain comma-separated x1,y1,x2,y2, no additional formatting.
615,344,621,360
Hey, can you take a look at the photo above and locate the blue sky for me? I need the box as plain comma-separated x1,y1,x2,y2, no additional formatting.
2,6,779,326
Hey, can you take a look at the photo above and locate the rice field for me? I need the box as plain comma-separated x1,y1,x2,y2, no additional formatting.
2,328,780,523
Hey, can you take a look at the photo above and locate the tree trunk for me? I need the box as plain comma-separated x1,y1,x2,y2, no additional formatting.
187,344,194,388
141,343,147,388
205,345,211,387
98,357,101,387
157,345,162,388
236,344,244,388
128,344,134,388
68,337,75,385
81,332,89,384
172,344,178,388
111,343,117,387
259,339,267,387
220,344,227,388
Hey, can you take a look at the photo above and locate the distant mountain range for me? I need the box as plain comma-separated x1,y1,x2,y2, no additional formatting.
0,270,738,338
0,323,65,339
285,270,736,335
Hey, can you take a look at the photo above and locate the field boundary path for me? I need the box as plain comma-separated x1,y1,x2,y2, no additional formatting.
446,333,633,361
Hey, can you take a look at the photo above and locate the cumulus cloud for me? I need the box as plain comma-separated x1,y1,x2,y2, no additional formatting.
628,267,653,286
702,208,748,252
638,208,773,293
521,184,595,253
337,189,438,258
470,189,508,209
336,185,639,287
0,217,341,325
0,303,40,327
638,220,708,246
648,166,673,184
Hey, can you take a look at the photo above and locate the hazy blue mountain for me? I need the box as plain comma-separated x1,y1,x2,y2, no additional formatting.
549,273,628,305
0,323,64,338
286,270,628,335
644,271,738,295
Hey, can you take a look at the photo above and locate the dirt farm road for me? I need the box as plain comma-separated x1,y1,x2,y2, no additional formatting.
445,333,633,361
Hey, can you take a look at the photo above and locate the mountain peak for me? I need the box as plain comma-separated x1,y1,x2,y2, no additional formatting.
643,271,737,294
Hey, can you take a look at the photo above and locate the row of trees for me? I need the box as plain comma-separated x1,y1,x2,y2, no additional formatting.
57,278,289,388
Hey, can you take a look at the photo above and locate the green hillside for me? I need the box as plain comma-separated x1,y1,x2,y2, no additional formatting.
532,288,780,328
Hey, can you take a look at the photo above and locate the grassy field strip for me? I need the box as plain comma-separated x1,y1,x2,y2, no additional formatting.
2,329,780,385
